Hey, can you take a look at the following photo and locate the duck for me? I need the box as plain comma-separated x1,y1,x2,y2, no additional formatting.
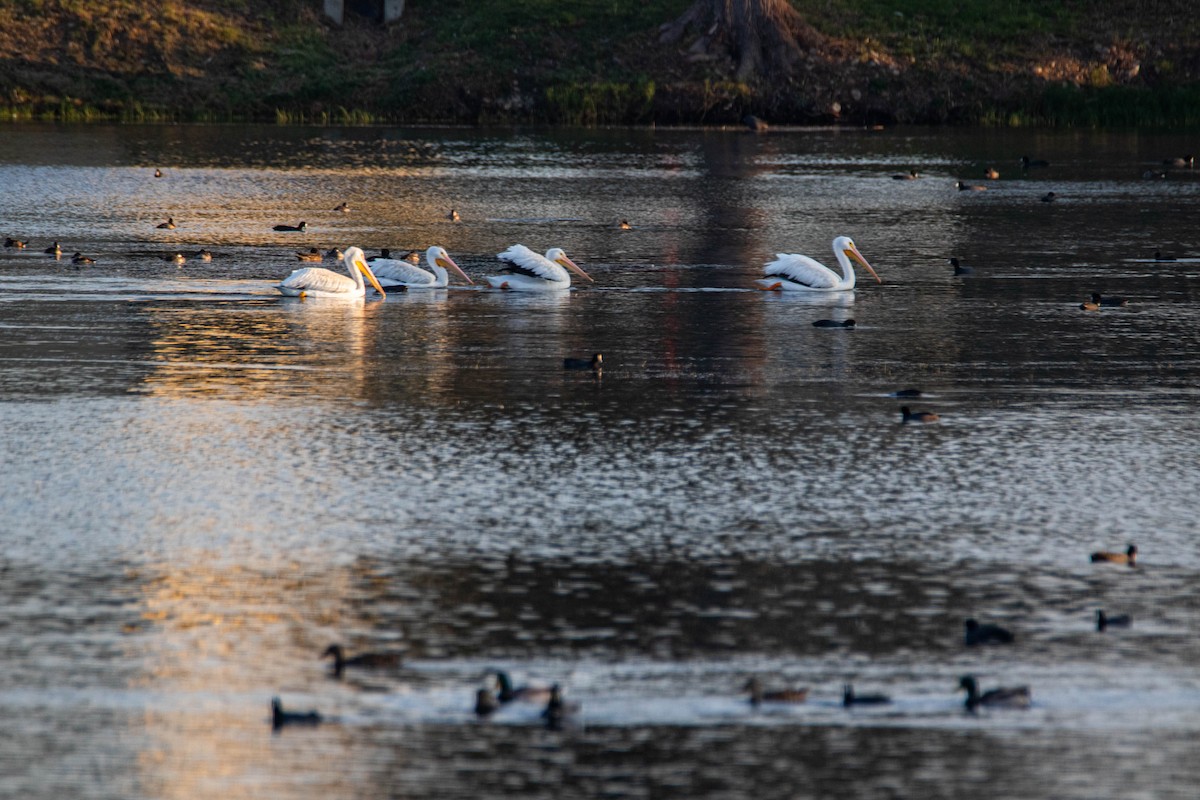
950,257,974,275
493,670,553,704
964,618,1015,646
1079,299,1100,311
154,168,163,178
366,248,392,263
900,406,939,423
1142,170,1168,179
955,181,986,191
563,353,603,371
744,677,808,706
958,675,1031,711
1154,250,1177,262
271,697,321,730
403,250,421,263
44,241,62,256
743,114,768,132
616,219,632,230
984,167,1000,179
541,684,579,729
1091,292,1127,307
1090,544,1137,565
71,252,95,265
1163,155,1194,168
448,208,461,222
273,221,308,232
1096,610,1132,631
165,252,186,264
5,237,26,248
296,248,323,262
326,248,344,261
333,201,350,212
321,644,403,678
812,319,856,328
843,684,891,706
156,217,176,229
195,249,213,261
475,687,499,717
892,169,920,180
1021,155,1050,168
1040,192,1058,203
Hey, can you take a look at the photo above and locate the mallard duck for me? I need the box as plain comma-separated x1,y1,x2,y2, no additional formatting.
745,677,808,706
1097,609,1132,631
563,353,603,371
843,684,891,706
956,181,986,191
1092,292,1127,307
950,257,973,275
959,675,1031,711
71,252,95,265
1021,156,1050,168
493,670,553,704
156,217,176,229
901,406,939,423
273,221,307,232
812,319,856,328
1090,544,1137,565
271,697,321,730
964,618,1015,646
892,169,920,180
296,248,323,262
321,644,403,678
984,167,1000,179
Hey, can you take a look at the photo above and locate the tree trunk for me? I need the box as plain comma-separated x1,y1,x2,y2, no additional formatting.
659,0,822,82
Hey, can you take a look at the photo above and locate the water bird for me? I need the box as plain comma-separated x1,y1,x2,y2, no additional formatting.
154,168,163,178
273,221,308,232
333,201,350,212
892,169,920,180
891,388,922,398
1092,292,1127,307
1091,544,1137,566
156,217,176,229
1021,155,1050,168
984,167,1000,179
743,114,768,133
492,670,553,704
475,687,499,717
843,684,891,706
812,319,855,328
541,684,579,729
448,208,461,222
271,697,321,730
71,252,95,265
296,248,323,262
1079,299,1100,311
5,237,26,248
1097,610,1132,631
326,248,343,261
955,181,986,191
1041,192,1058,203
959,675,1031,711
165,252,186,264
616,219,632,230
277,246,386,299
485,245,593,291
900,406,939,423
563,353,603,371
367,248,392,262
1142,170,1168,179
1154,250,1176,262
745,677,808,706
321,644,403,678
44,241,61,256
370,245,473,289
950,257,973,275
754,236,880,292
195,249,213,261
964,618,1015,646
403,250,421,263
1164,155,1194,168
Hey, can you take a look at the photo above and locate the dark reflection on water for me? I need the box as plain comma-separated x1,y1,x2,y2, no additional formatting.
3,124,1200,798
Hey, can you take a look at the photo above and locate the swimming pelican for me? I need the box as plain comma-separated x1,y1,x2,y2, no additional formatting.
277,245,385,299
754,236,880,292
370,245,473,289
485,245,593,291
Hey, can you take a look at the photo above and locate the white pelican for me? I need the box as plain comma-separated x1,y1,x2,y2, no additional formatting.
485,245,593,291
370,245,473,289
754,236,880,292
277,245,386,299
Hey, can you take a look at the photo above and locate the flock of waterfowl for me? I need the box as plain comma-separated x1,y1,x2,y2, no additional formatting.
273,543,1137,732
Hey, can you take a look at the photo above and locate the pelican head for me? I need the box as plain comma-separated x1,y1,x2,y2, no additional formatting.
427,245,474,285
343,246,386,298
546,247,593,282
835,236,881,284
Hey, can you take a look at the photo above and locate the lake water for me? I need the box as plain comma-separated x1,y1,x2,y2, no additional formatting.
2,122,1200,799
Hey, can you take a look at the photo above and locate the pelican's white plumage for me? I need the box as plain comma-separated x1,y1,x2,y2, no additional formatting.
277,246,386,298
754,236,880,292
485,245,593,291
371,245,473,289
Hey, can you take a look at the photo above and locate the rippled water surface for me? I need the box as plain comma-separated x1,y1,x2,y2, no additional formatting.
3,123,1200,798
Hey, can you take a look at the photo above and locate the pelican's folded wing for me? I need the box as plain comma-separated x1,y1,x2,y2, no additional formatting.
496,245,561,280
763,254,840,289
278,267,352,293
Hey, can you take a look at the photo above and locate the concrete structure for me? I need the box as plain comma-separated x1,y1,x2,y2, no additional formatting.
323,0,404,26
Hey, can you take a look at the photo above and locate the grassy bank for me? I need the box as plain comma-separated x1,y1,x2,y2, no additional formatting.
1,0,1198,126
